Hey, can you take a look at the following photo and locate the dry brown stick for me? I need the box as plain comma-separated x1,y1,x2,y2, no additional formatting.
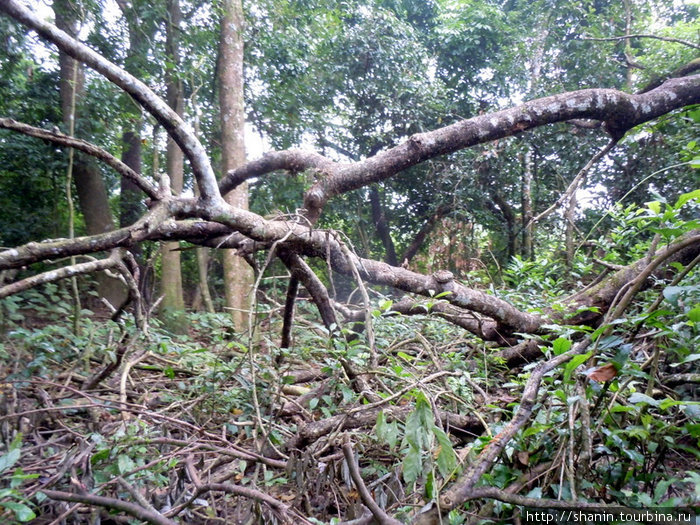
342,439,403,525
164,481,304,523
468,485,644,514
42,489,177,525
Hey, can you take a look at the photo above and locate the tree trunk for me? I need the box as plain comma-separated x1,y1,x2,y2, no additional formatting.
160,0,186,329
565,188,577,267
219,0,252,331
369,186,398,266
521,150,534,260
54,0,126,308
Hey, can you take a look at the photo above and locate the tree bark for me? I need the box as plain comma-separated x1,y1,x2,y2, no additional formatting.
219,0,253,331
53,0,126,308
369,186,398,266
520,149,534,260
160,0,186,328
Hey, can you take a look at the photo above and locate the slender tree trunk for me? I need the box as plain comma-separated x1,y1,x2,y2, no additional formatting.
160,0,186,328
219,0,252,331
400,205,449,265
521,150,534,260
54,0,126,308
565,188,577,268
369,186,398,266
491,192,517,260
119,2,145,232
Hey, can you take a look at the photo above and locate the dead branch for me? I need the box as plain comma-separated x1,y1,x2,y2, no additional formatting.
342,439,403,525
42,489,177,525
439,340,591,511
0,118,159,200
0,249,125,299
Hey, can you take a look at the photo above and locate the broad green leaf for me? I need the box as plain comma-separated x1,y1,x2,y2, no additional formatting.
688,308,700,323
433,426,457,477
646,200,661,215
0,501,36,522
673,189,700,209
628,393,659,407
402,446,422,485
564,352,592,383
552,337,571,356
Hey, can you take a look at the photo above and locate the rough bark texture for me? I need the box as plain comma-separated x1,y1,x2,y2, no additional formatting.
160,0,186,326
53,0,126,308
219,0,253,331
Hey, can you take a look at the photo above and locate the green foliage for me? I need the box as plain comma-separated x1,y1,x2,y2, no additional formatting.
0,436,38,523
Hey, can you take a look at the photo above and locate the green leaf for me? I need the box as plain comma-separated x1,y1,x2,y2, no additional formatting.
673,189,700,209
688,308,700,323
0,448,21,475
646,200,661,215
628,393,659,407
117,454,135,474
564,352,592,383
663,286,686,306
0,501,36,522
425,470,436,500
402,446,422,485
552,337,572,356
433,426,457,478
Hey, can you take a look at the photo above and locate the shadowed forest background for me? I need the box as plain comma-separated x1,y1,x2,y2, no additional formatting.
0,0,699,523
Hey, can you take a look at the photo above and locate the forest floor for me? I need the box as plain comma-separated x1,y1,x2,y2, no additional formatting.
1,285,699,524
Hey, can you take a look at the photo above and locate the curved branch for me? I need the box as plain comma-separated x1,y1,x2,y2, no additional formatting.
0,249,124,299
42,489,177,525
0,0,221,204
342,439,403,525
0,117,159,200
214,77,700,221
581,33,700,50
219,149,338,196
300,76,700,219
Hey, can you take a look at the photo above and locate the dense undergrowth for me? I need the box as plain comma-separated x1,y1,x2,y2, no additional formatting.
0,199,699,524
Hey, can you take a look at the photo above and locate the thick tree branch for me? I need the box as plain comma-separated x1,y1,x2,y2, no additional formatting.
0,0,221,204
0,117,160,200
299,76,700,219
0,249,124,299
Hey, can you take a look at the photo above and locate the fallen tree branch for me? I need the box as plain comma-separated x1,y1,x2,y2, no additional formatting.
0,249,125,299
42,489,177,525
342,439,403,525
0,117,159,200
